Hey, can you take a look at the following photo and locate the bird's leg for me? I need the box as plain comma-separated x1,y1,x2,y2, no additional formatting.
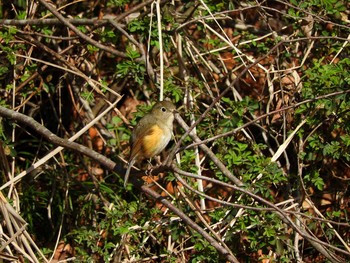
145,158,154,175
154,155,162,165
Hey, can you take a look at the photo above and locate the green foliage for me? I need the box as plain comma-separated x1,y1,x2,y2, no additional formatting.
297,58,350,192
217,208,294,261
116,46,145,85
106,116,129,148
128,15,173,51
0,64,9,76
0,29,18,67
81,90,95,103
99,28,118,43
128,19,149,33
1,0,349,262
201,0,232,13
191,237,219,262
68,193,135,261
20,184,49,228
224,142,286,197
107,0,130,8
304,170,325,191
41,27,54,42
87,44,99,53
304,58,350,96
164,78,183,102
0,27,17,44
290,0,346,17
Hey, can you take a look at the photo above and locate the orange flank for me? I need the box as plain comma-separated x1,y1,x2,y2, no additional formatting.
142,125,164,158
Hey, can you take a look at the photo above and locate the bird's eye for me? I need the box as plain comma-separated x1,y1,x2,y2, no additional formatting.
161,107,166,112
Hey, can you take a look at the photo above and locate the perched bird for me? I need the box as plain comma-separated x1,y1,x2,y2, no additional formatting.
124,101,176,187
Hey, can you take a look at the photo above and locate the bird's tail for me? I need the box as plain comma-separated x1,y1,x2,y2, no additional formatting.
124,158,135,187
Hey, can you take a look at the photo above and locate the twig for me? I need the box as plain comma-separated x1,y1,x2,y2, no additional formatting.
167,39,287,169
0,106,240,263
180,89,350,151
0,18,111,26
37,0,127,58
141,185,240,263
171,164,349,261
108,19,155,80
174,113,243,186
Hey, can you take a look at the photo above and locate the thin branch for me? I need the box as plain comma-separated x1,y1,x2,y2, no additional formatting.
0,18,111,26
140,185,240,263
173,113,243,186
0,106,240,263
167,39,287,168
180,89,350,151
37,0,127,58
171,164,349,261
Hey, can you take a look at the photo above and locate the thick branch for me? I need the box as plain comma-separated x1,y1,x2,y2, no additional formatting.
0,106,116,170
0,106,239,262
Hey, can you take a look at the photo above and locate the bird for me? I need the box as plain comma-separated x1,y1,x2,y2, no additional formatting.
124,100,176,187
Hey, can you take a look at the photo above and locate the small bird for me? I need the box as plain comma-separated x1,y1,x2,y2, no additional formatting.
124,101,176,187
